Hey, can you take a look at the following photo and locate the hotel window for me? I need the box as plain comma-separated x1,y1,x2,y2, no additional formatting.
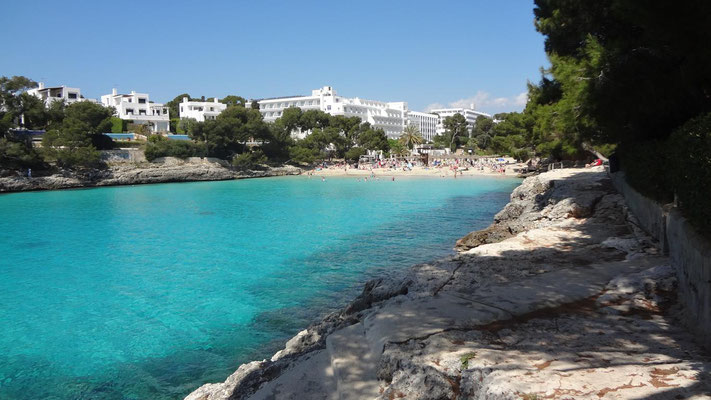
163,109,168,114
126,108,134,115
138,98,147,104
68,93,78,99
139,110,146,115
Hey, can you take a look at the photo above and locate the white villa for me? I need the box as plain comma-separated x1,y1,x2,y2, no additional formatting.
27,83,85,106
429,106,492,136
406,111,439,142
100,89,170,133
179,97,227,122
258,86,408,139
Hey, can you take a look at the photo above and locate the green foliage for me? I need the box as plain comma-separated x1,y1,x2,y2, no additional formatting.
41,102,114,169
432,132,452,150
190,106,269,159
0,137,45,170
460,352,476,369
111,117,125,133
387,139,407,157
535,140,561,159
0,76,36,95
443,113,469,151
63,102,114,135
668,113,711,237
177,118,199,136
594,143,617,158
48,145,102,169
144,136,206,162
260,122,294,161
472,116,494,137
165,93,193,126
128,123,151,136
17,93,51,129
399,125,423,150
91,134,115,150
620,140,673,203
296,127,348,159
41,127,99,168
344,147,367,162
280,107,303,133
489,136,512,155
512,148,531,162
299,109,332,131
356,126,389,152
170,118,180,133
113,140,142,148
289,145,319,164
221,95,247,107
533,0,711,145
232,148,267,170
474,134,491,149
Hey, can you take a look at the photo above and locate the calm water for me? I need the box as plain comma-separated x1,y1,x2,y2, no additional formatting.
0,175,519,399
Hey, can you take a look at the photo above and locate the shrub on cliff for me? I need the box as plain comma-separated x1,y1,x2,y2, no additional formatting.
144,135,206,162
0,137,45,170
232,149,267,171
669,113,711,237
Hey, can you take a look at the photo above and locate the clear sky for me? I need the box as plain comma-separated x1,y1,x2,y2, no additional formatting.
0,0,548,115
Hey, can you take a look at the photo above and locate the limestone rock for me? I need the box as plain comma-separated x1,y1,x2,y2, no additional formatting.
185,167,711,400
0,160,304,193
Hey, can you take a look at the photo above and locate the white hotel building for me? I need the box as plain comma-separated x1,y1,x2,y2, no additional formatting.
406,111,439,142
430,107,492,136
27,82,85,106
258,86,408,139
101,89,170,133
179,97,227,122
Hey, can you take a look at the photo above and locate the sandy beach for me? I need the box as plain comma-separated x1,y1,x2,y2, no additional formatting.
307,163,527,178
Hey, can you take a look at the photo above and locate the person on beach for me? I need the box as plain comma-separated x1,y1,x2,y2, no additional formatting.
27,168,31,178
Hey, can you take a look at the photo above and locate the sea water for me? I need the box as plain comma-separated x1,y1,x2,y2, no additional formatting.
0,175,519,399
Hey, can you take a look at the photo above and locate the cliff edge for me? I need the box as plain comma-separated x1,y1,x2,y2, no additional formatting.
186,167,711,400
0,158,303,193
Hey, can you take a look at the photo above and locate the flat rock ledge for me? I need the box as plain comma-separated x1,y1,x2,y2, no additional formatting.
0,161,303,193
186,167,711,400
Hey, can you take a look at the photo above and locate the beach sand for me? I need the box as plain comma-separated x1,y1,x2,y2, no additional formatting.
307,164,526,178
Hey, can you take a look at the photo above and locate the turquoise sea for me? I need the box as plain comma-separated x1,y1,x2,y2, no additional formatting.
0,175,519,399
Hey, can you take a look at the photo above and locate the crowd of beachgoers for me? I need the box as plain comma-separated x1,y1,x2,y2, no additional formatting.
308,157,526,178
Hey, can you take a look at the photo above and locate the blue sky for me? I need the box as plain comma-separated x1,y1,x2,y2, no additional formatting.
0,0,548,114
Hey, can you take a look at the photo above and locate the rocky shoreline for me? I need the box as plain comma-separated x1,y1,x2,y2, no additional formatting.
185,166,710,400
0,159,303,193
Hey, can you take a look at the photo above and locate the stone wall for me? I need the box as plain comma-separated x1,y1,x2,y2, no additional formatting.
101,149,146,163
611,171,711,350
667,209,711,351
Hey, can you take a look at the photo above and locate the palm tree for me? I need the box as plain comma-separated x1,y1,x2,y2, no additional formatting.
399,125,424,150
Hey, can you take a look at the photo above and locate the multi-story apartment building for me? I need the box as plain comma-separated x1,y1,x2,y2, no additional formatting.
406,111,439,142
100,89,170,133
179,97,227,122
258,86,408,139
27,82,84,106
429,107,492,136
